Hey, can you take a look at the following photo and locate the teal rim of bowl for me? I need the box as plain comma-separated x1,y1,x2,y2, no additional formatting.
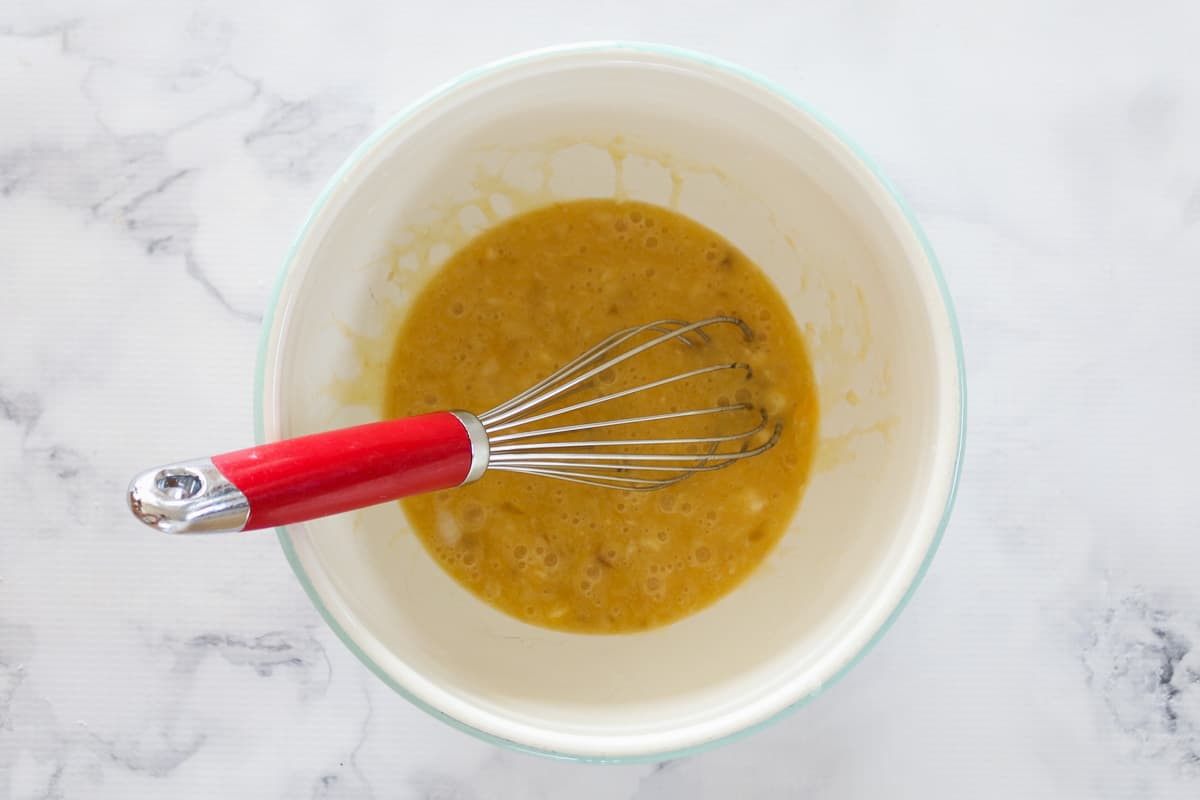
254,40,968,764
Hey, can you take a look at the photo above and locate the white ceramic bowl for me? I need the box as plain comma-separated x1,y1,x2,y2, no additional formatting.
257,43,965,761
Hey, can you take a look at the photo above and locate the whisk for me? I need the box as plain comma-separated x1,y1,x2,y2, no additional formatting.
128,316,782,534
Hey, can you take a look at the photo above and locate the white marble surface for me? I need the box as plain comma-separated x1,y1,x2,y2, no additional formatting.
2,0,1199,796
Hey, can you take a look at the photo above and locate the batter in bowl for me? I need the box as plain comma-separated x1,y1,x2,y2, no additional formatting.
386,199,818,632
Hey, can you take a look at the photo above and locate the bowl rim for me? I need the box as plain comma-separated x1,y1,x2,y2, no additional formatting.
255,40,967,763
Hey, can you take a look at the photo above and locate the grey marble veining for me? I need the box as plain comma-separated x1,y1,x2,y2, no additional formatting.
2,1,1199,797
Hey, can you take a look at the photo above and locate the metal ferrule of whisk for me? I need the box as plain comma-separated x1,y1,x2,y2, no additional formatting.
128,317,782,534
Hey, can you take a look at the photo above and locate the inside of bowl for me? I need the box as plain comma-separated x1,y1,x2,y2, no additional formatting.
263,48,960,758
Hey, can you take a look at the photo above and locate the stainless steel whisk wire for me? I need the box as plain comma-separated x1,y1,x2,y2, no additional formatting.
480,316,782,490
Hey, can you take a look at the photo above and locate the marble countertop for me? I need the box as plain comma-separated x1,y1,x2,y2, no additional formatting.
3,1,1198,797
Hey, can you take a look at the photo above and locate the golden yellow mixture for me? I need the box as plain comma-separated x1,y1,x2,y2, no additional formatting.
386,199,817,633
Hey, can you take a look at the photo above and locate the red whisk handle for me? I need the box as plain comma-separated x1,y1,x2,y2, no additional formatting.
128,411,488,534
217,411,478,530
